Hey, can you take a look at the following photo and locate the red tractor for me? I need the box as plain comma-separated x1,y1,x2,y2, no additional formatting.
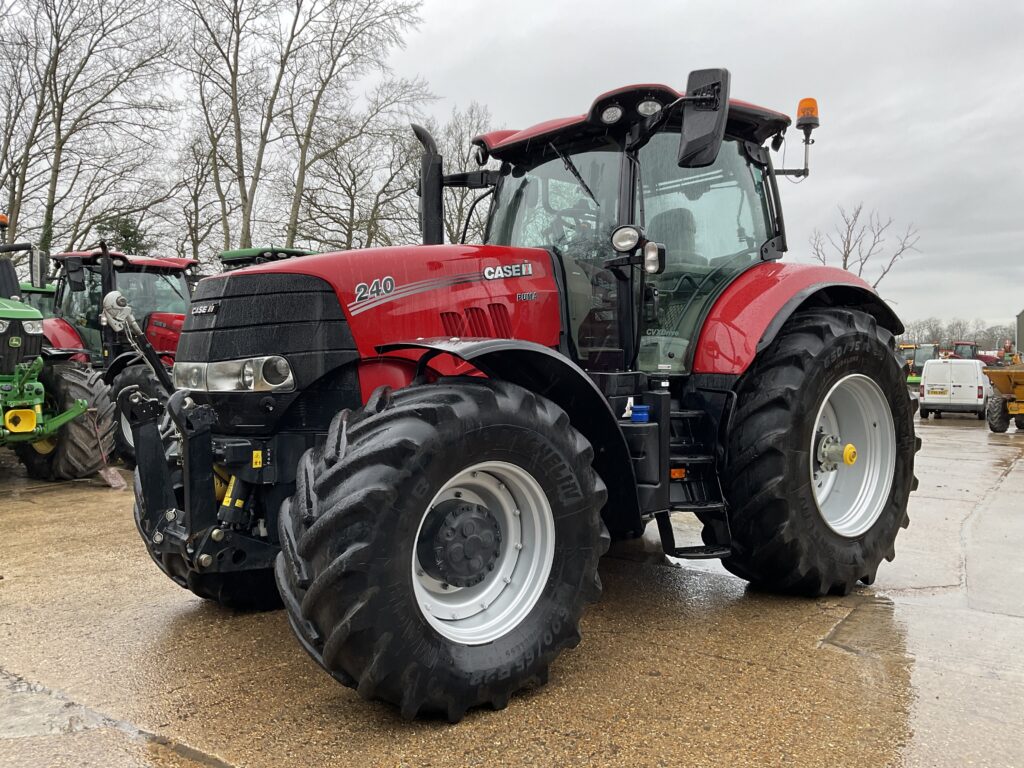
43,247,194,461
124,70,918,721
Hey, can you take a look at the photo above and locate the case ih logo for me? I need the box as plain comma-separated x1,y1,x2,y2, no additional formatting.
484,262,533,280
191,302,219,316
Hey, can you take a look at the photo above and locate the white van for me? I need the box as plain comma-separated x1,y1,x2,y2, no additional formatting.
919,358,990,419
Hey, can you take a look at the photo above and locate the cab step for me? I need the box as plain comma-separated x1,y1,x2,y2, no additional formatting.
668,500,726,514
671,409,704,420
655,505,731,560
670,453,715,466
666,544,731,560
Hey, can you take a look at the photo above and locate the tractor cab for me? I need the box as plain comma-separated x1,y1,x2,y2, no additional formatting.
421,73,801,376
49,250,195,362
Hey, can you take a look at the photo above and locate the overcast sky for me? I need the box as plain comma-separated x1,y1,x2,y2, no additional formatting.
390,0,1024,326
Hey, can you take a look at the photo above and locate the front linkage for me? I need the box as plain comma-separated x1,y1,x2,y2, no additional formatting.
123,386,298,607
1,356,87,444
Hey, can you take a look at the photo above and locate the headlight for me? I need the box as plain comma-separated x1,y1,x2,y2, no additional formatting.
240,360,256,389
176,356,294,393
610,224,642,253
0,319,8,334
21,320,43,335
173,362,207,391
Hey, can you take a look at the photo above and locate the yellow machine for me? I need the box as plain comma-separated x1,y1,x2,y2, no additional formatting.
983,364,1024,432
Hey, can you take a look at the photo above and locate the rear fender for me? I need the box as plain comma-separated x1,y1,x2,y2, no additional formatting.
693,263,903,375
376,338,643,538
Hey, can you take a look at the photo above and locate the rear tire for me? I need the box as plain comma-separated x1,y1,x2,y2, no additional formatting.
1013,415,1024,430
987,396,1010,433
715,309,918,596
112,364,167,465
15,364,116,480
919,408,929,419
276,380,608,721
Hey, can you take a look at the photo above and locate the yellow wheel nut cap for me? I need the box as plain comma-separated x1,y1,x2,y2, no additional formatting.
843,443,858,466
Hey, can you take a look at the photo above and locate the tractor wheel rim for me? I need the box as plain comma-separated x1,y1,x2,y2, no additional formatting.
120,411,135,449
810,373,896,538
411,460,555,645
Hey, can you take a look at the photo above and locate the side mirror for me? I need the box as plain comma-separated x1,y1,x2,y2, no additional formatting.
678,68,731,168
65,256,86,292
29,248,49,289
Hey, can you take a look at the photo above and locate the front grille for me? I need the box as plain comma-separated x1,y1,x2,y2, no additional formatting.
179,273,358,387
0,320,43,375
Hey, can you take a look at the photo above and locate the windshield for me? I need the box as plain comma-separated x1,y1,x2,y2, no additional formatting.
485,134,773,374
487,140,625,369
914,346,936,366
636,135,771,373
117,269,190,318
953,343,975,358
22,291,54,317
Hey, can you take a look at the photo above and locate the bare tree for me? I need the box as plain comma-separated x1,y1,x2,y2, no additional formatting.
435,102,495,245
33,0,177,252
810,203,919,290
296,124,420,250
279,0,421,246
179,0,421,249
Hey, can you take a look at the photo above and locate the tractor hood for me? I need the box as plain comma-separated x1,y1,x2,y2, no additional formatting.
181,243,564,371
0,297,43,321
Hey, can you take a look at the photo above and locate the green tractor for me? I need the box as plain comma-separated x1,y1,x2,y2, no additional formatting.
0,235,116,479
218,246,316,272
18,282,55,316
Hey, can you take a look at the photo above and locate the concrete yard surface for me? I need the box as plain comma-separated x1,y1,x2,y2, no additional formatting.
0,415,1021,767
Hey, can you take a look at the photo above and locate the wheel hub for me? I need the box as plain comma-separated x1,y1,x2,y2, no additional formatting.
815,432,858,472
417,500,502,588
809,374,896,538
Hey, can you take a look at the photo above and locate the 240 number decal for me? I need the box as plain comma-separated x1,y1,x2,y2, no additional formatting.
354,276,396,302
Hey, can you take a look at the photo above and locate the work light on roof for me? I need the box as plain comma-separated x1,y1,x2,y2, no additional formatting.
600,105,623,125
637,99,662,117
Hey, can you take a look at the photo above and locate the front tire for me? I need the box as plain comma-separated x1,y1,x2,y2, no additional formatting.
276,380,608,721
15,364,116,480
716,309,918,595
112,364,168,465
987,396,1010,433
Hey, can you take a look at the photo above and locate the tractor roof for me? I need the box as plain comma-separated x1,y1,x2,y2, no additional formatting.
19,281,55,294
52,250,197,270
218,246,316,262
473,83,791,160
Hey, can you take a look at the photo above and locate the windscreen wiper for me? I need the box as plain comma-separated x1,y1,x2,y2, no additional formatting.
548,142,599,208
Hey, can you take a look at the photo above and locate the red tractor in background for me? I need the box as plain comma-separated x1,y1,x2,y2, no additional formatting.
124,69,918,721
949,340,999,366
43,247,195,461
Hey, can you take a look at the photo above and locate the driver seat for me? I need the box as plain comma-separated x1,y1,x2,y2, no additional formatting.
647,208,705,267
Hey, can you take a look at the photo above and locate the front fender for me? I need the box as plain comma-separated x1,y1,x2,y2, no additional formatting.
692,263,903,375
104,351,143,384
376,338,643,538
